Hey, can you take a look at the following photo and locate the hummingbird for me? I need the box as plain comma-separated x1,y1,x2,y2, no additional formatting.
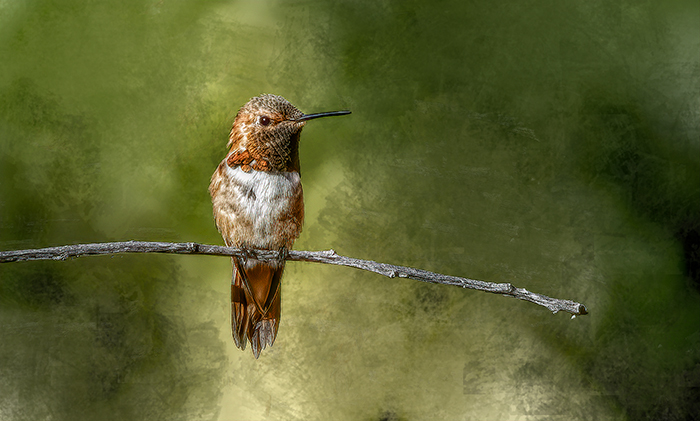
209,94,350,358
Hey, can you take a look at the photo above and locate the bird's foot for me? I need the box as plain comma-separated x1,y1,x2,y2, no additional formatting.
237,244,257,262
276,246,289,264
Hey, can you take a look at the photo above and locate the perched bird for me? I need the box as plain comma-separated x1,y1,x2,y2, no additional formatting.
209,94,350,358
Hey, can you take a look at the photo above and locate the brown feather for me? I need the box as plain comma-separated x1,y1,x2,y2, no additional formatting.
231,257,284,358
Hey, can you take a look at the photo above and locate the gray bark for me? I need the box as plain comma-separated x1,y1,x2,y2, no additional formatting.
0,241,588,316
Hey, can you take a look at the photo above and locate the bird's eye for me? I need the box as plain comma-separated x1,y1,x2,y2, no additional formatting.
259,115,271,126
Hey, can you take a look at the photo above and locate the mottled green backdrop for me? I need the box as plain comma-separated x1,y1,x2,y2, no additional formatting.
1,1,698,420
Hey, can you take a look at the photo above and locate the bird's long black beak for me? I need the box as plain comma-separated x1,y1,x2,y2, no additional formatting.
294,110,351,122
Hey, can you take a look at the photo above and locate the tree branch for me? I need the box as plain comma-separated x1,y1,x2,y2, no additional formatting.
0,241,588,317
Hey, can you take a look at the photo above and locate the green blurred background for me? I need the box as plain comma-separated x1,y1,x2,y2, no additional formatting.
1,1,699,420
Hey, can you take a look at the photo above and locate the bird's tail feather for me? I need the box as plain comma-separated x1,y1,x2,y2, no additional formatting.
231,257,282,358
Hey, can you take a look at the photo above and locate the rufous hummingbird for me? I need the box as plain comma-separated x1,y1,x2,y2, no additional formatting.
209,94,350,358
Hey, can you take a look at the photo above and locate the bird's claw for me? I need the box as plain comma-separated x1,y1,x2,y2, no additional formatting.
277,246,289,263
